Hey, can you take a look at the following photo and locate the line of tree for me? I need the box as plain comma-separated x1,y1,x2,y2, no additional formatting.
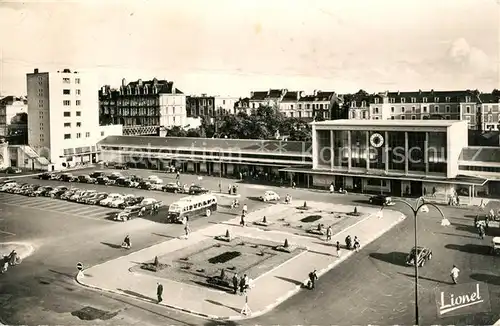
167,105,312,141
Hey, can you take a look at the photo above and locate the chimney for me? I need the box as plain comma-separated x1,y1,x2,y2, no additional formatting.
171,82,176,94
34,68,39,73
122,78,127,87
138,79,143,86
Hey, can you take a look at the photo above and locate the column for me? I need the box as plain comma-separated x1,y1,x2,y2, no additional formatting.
312,126,318,169
384,131,389,172
424,132,429,174
404,131,409,175
330,130,335,170
347,130,352,171
365,131,370,170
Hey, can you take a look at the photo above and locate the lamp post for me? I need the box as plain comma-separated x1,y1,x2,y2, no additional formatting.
379,196,449,326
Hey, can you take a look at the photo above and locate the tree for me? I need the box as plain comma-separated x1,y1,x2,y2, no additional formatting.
186,128,201,137
167,126,187,137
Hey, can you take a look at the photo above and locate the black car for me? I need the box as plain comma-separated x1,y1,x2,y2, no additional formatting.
189,185,209,195
1,167,22,174
162,183,184,193
138,181,152,190
406,246,432,267
115,177,130,187
113,163,129,170
368,194,395,206
90,171,106,178
59,173,76,182
78,175,95,183
96,176,111,185
39,172,52,180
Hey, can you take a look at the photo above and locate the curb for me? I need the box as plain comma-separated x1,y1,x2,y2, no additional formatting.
76,210,406,321
225,211,407,321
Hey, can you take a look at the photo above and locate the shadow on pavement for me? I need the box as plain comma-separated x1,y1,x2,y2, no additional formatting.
101,242,123,249
352,199,371,205
444,243,491,255
151,233,177,239
48,269,76,279
369,252,408,267
398,272,452,284
454,223,478,234
470,273,500,286
204,319,239,326
274,276,303,286
205,299,241,313
117,288,154,302
435,232,479,239
246,196,262,202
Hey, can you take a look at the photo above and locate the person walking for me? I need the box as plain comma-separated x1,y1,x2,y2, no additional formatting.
450,265,460,284
232,273,239,294
326,226,332,242
157,283,163,303
176,170,180,180
329,183,334,194
240,214,246,227
336,241,341,257
184,217,191,239
242,204,248,216
478,225,485,239
354,236,360,252
308,270,318,289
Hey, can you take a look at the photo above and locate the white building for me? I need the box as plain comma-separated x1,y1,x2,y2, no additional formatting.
159,89,187,128
0,96,27,137
214,96,238,115
27,68,121,170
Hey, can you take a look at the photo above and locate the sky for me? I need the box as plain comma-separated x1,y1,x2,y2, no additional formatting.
0,0,499,97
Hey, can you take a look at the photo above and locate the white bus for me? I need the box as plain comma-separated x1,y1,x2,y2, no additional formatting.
167,194,218,223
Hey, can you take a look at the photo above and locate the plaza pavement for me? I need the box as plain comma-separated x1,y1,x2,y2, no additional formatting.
76,201,406,320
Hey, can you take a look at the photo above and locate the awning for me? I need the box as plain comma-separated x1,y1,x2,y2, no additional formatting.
279,167,488,186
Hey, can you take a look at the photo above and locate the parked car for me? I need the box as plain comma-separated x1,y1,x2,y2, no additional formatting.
147,176,163,184
406,246,432,267
108,172,123,180
115,205,142,221
60,189,78,200
78,175,96,184
113,163,129,170
87,193,108,205
60,173,78,182
162,183,188,194
49,186,68,197
139,198,162,210
113,194,137,209
189,185,209,195
77,190,98,203
129,175,142,182
127,196,144,206
260,190,280,202
14,184,31,194
34,186,53,197
50,174,62,180
369,194,395,206
90,171,106,178
1,167,22,174
96,176,111,185
0,182,18,192
100,193,123,207
24,184,42,196
138,181,152,190
39,172,52,180
69,190,87,202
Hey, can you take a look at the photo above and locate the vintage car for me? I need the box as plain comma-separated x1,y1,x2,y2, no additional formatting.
260,190,280,202
60,189,79,200
406,246,432,267
162,183,188,194
189,185,209,195
87,193,108,205
100,193,123,207
115,205,142,221
369,194,395,206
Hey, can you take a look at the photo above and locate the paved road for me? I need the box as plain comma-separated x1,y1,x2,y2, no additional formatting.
1,168,499,325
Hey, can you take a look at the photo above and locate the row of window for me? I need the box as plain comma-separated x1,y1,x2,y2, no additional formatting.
63,111,82,117
459,165,500,173
64,122,82,128
63,100,81,106
63,89,81,95
63,77,80,84
64,132,91,140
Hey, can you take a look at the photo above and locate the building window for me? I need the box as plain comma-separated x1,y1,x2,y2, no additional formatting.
76,111,81,116
76,122,81,127
411,97,416,103
466,96,471,102
63,100,70,106
75,78,80,84
374,107,379,114
291,104,294,110
423,97,427,103
86,132,90,137
298,104,302,109
38,89,43,96
445,97,451,102
401,115,405,120
445,115,450,120
466,106,470,114
391,116,395,120
401,107,405,113
63,78,70,83
488,114,493,123
76,100,81,106
434,105,439,112
101,131,104,136
361,101,366,107
351,101,357,108
76,133,81,139
411,115,416,120
76,89,81,95
423,106,427,112
446,106,450,112
389,98,395,104
362,111,367,119
401,98,406,103
63,89,71,95
391,107,394,113
412,106,415,112
63,111,70,117
434,97,439,102
64,134,71,139
64,123,71,127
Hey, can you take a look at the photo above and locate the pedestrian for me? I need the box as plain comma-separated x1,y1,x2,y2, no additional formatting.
139,206,146,217
345,235,352,250
232,273,239,294
228,185,232,195
474,215,478,228
242,204,248,216
336,241,341,257
326,226,332,242
239,275,247,294
218,182,222,193
354,237,360,252
239,172,243,180
176,171,180,180
292,181,296,189
240,214,246,227
479,225,485,239
157,283,163,303
432,187,436,197
450,265,460,284
423,188,427,197
329,184,334,194
308,270,318,289
184,217,190,239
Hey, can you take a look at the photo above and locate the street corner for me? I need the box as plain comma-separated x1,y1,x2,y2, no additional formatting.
0,241,36,261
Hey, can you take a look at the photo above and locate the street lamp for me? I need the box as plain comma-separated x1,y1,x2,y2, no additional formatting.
379,196,449,326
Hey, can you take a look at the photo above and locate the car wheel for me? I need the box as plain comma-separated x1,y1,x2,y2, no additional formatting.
428,253,432,260
206,209,212,217
163,188,167,192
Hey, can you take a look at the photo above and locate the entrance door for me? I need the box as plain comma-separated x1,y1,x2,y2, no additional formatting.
353,177,362,193
392,179,402,196
335,176,344,189
410,181,423,197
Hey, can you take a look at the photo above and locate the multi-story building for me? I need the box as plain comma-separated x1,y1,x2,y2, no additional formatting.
27,68,121,169
347,89,492,130
298,90,336,120
249,89,286,110
186,95,239,122
279,91,303,118
234,98,251,115
99,78,186,135
0,96,27,137
479,93,500,131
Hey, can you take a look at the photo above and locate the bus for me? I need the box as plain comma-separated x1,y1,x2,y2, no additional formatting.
167,194,218,223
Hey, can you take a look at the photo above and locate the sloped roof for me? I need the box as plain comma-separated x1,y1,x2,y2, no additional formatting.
99,135,311,156
459,147,500,163
250,91,268,101
281,91,300,102
386,90,475,103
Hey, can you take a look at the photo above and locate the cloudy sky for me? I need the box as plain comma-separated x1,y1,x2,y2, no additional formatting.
0,0,499,96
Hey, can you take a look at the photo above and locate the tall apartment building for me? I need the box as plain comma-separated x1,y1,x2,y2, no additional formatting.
27,68,121,169
99,78,186,135
346,89,499,131
186,95,239,122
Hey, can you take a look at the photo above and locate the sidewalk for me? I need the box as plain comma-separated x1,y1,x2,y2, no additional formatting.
77,202,406,320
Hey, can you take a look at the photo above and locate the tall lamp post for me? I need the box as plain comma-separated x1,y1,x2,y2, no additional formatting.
379,196,450,326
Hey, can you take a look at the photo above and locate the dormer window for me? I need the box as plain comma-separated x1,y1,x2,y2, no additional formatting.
351,101,357,108
401,98,406,103
361,101,366,107
411,97,416,103
127,86,131,95
423,97,428,103
466,96,471,102
374,98,379,104
389,98,395,103
144,85,148,95
445,97,451,102
434,97,439,102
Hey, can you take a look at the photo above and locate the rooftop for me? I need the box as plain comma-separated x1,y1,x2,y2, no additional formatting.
312,119,465,127
99,135,311,155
